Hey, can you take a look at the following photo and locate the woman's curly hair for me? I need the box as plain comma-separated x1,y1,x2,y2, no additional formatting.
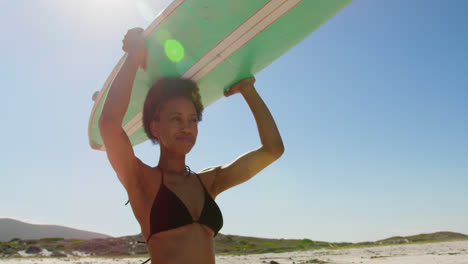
143,77,203,145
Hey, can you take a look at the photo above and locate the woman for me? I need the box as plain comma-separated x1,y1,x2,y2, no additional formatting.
99,28,284,264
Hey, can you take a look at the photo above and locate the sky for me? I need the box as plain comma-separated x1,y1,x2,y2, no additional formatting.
1,0,467,243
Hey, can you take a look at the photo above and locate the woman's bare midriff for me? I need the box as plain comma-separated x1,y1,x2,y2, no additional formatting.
147,223,216,264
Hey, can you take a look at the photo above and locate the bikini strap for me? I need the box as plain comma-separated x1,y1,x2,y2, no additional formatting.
193,172,208,193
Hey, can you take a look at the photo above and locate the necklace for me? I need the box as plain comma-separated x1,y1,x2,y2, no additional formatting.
184,165,191,176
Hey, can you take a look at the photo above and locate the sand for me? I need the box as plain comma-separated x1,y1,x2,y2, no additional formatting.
0,240,466,264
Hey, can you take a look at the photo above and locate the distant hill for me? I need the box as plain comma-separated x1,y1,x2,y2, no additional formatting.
376,231,468,244
0,218,111,241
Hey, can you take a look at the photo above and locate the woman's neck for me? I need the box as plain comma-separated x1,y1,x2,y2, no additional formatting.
157,150,187,176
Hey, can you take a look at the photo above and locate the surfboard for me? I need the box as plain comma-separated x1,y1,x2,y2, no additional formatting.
89,0,352,150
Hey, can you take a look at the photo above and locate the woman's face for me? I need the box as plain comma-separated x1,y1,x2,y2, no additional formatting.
151,97,199,155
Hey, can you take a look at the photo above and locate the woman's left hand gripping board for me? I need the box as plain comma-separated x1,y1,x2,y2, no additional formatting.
224,77,256,97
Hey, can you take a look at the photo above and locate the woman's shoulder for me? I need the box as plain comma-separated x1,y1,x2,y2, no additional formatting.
196,166,221,198
198,166,220,174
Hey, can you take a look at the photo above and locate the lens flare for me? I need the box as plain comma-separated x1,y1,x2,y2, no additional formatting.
164,39,184,63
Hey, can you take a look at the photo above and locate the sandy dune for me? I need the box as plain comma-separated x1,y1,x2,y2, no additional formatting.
216,240,468,264
0,240,466,264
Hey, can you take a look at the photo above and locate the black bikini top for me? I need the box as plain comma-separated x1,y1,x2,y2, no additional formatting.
146,167,223,242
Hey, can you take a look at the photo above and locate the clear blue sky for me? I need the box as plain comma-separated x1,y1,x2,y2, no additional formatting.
1,0,467,243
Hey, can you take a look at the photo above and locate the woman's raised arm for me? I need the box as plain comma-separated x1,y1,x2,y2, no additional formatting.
212,77,284,197
98,28,148,189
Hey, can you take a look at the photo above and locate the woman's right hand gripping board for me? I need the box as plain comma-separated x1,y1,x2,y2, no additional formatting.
122,27,148,72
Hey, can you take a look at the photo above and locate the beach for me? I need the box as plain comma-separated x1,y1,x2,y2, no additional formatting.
0,240,466,264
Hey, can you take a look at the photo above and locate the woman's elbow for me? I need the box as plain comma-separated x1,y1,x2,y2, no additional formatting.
270,144,284,160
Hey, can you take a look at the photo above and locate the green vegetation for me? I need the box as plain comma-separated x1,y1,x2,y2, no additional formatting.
214,232,468,255
40,237,64,242
0,239,25,255
70,240,84,246
218,235,338,255
55,244,65,250
240,239,256,249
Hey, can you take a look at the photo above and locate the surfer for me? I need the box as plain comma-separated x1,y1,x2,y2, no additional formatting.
99,27,284,264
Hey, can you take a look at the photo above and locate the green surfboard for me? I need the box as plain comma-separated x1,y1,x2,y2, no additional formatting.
89,0,352,150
